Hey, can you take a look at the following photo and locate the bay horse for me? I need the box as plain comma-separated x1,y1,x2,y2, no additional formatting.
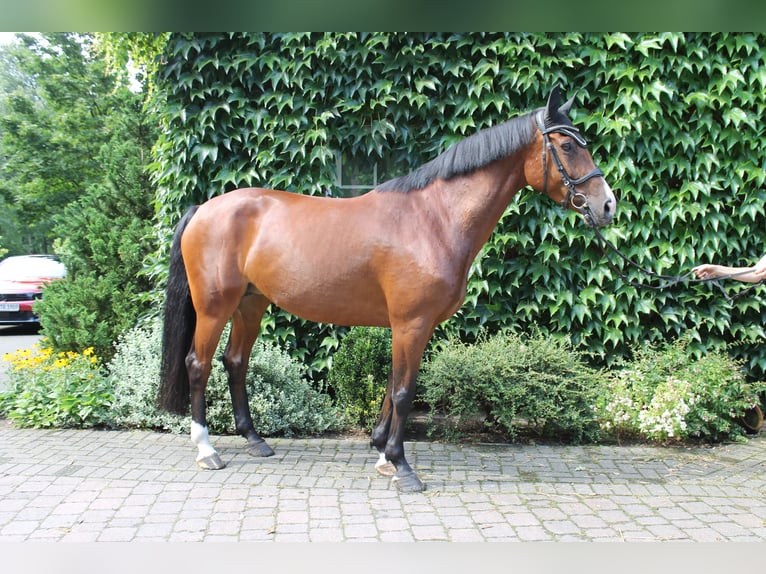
158,85,616,492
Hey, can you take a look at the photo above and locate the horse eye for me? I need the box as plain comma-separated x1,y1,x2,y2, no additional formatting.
561,140,573,153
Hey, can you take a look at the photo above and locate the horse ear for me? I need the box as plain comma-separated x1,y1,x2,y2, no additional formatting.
558,94,576,117
545,86,575,126
545,85,562,117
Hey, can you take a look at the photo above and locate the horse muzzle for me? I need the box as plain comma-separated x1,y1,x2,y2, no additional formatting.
582,180,616,228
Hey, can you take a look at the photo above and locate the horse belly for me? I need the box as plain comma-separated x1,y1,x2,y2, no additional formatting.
249,257,391,327
270,283,391,327
261,264,464,330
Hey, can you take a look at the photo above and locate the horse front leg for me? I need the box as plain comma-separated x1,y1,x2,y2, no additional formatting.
371,371,396,476
383,323,432,492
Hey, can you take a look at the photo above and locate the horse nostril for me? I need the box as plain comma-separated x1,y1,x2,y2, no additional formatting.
604,198,613,216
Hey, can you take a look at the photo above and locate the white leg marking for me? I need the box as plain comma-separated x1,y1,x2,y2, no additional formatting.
374,451,397,476
190,421,218,461
375,451,388,470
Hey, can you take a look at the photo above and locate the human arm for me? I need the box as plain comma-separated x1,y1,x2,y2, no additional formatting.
692,254,766,283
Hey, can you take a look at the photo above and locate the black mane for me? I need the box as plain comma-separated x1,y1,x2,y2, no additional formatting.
376,110,540,193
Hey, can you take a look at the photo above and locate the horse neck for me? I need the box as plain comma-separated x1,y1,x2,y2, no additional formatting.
427,154,529,262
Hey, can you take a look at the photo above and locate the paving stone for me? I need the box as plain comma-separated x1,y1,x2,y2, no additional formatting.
343,522,379,539
379,529,415,541
444,527,485,541
0,422,765,542
1,520,39,535
98,526,138,542
515,524,551,541
410,524,448,540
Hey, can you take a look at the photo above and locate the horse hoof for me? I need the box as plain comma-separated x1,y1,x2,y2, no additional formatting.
246,439,275,458
375,461,397,477
392,471,426,493
196,453,226,470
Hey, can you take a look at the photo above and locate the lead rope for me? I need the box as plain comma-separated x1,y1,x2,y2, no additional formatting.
587,218,764,303
533,113,763,303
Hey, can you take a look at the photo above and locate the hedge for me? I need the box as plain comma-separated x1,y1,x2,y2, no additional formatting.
150,32,766,378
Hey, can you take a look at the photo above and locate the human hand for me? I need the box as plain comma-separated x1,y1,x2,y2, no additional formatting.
692,264,720,280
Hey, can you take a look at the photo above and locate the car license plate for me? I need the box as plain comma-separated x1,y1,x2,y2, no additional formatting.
0,302,20,312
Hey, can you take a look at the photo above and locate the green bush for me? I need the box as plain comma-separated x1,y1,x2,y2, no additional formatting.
36,270,145,360
108,319,346,436
327,326,392,431
0,344,112,428
106,319,187,433
595,336,766,443
421,330,606,444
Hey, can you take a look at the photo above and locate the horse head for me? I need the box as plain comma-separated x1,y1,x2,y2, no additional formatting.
531,85,616,228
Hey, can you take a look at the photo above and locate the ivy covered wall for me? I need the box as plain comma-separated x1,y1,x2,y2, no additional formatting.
152,32,766,378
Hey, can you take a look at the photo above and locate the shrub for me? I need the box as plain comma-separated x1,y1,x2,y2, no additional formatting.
36,270,144,361
106,318,187,433
0,343,112,428
595,336,766,443
327,327,392,431
421,330,606,444
108,319,346,436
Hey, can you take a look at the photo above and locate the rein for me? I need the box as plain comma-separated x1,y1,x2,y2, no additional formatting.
588,214,764,303
533,111,763,303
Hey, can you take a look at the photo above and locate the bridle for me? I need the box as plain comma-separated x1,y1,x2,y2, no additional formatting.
535,111,603,212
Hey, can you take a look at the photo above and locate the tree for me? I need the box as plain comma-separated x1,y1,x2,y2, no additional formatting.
35,86,158,359
95,32,170,94
0,33,162,358
0,33,120,253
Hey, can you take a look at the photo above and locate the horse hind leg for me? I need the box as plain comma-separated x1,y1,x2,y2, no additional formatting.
191,418,224,470
187,314,230,470
222,293,275,458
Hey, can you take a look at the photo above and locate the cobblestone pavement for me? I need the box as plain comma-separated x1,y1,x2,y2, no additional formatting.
1,420,764,542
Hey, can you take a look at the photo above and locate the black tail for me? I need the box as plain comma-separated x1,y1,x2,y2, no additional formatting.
158,206,199,415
